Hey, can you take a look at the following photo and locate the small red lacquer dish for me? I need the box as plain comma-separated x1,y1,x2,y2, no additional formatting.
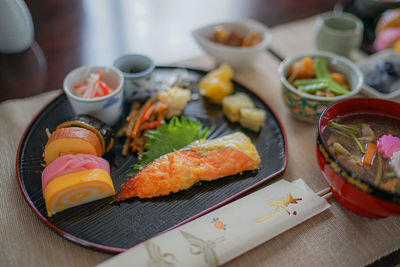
316,98,400,218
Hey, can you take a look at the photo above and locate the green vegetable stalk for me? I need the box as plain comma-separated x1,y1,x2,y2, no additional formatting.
298,82,329,93
329,121,364,153
314,58,331,79
292,57,350,95
293,78,330,87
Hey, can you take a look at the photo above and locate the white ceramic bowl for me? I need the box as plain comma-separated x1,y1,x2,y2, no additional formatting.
357,49,400,101
192,19,271,69
63,65,124,125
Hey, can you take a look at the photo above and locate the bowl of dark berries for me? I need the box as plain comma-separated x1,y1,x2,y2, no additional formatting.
358,49,400,101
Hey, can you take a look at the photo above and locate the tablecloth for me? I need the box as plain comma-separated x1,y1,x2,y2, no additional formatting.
1,15,399,267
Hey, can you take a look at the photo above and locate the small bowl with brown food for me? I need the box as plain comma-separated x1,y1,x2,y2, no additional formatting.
316,98,400,217
279,51,363,122
192,19,271,69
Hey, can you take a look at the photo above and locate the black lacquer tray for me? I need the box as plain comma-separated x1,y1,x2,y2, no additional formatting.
16,66,287,253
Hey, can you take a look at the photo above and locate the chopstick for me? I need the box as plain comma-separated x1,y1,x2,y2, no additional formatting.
317,187,333,200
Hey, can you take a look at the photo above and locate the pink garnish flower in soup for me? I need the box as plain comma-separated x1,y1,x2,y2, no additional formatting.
378,135,400,159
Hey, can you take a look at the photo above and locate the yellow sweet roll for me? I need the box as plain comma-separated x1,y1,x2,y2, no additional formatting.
44,169,115,217
43,127,103,164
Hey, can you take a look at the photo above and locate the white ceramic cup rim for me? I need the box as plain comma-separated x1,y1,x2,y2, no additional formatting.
113,54,155,79
63,65,124,103
316,11,364,37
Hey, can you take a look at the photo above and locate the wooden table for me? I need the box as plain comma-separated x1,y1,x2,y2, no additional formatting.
0,0,340,102
1,0,399,266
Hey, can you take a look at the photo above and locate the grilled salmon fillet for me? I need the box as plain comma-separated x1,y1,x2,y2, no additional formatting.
114,132,260,200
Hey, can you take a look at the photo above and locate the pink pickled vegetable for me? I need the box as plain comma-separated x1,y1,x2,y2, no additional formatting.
373,27,400,51
378,135,400,158
41,153,110,194
72,68,115,98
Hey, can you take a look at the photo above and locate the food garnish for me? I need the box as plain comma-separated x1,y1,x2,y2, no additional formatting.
44,166,114,217
365,61,400,94
43,127,103,165
117,97,166,156
374,8,400,52
362,142,378,166
72,68,115,98
114,132,260,201
210,25,262,47
378,135,400,158
41,116,115,217
117,86,193,157
222,93,265,132
287,56,314,82
130,116,209,173
56,114,114,154
288,57,350,97
222,93,254,122
239,107,266,132
42,154,114,217
199,63,234,104
157,86,191,118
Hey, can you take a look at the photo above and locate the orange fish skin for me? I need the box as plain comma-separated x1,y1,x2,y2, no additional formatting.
114,133,260,201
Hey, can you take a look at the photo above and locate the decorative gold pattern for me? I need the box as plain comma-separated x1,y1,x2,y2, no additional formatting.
257,194,302,222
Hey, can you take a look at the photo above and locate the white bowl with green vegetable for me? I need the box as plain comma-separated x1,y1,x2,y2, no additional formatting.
278,51,363,122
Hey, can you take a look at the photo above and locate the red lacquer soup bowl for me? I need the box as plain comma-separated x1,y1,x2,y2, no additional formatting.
316,98,400,217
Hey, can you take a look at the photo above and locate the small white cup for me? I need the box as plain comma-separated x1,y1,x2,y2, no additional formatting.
113,54,155,101
63,65,124,126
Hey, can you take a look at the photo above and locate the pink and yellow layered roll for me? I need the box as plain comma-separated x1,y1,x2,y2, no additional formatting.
41,154,114,217
41,153,110,194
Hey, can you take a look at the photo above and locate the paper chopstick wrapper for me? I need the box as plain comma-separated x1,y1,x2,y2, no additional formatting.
98,179,330,267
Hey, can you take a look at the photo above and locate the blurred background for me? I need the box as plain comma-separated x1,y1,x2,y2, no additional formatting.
1,0,400,101
0,0,339,101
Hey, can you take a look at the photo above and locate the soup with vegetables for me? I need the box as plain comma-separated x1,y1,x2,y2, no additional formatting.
323,113,400,194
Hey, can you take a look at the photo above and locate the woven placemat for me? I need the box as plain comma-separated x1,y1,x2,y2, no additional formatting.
1,18,399,267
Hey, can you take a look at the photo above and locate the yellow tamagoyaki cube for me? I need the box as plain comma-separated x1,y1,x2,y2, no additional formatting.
222,93,254,122
199,78,233,104
199,63,234,104
239,107,266,132
207,63,233,81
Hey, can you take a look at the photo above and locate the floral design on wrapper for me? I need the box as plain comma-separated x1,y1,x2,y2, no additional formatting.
211,218,227,230
144,240,176,267
180,231,225,267
256,194,302,222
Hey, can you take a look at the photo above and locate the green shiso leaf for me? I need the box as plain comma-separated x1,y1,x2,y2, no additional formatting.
128,116,209,175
